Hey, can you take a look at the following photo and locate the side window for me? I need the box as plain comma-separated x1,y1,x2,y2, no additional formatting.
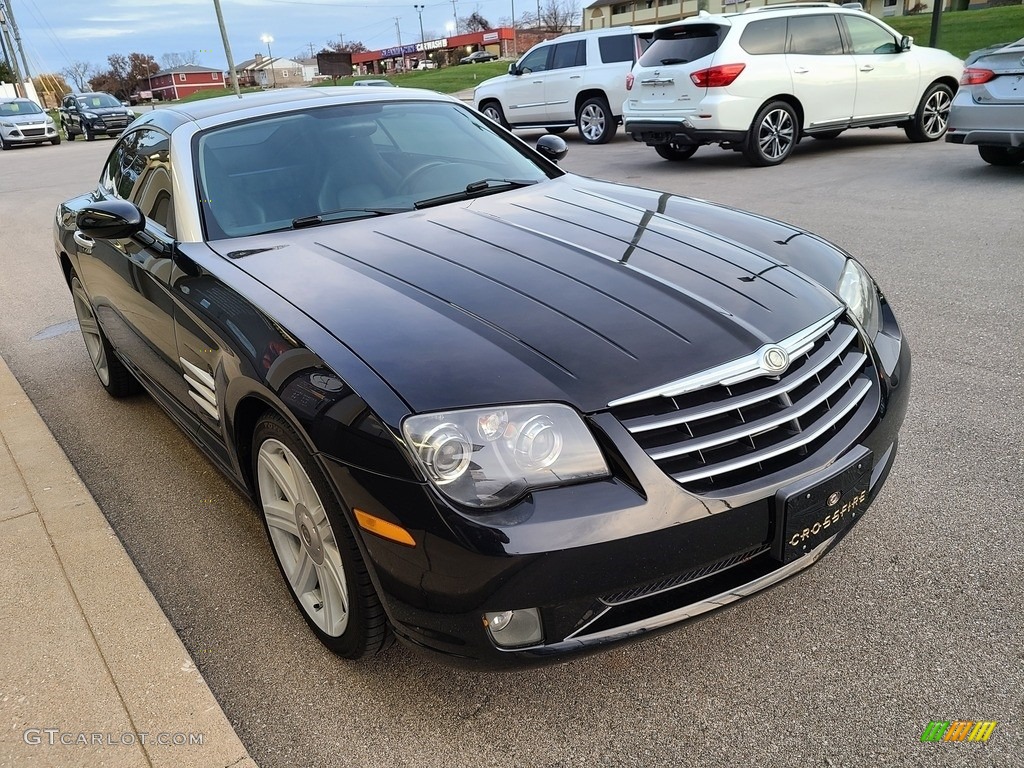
551,40,586,70
787,15,844,56
519,45,552,74
598,34,637,63
843,16,898,55
740,19,787,55
102,131,143,200
130,129,174,236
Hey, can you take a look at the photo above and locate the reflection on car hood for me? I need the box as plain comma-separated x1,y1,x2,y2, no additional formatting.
4,113,47,124
216,176,845,414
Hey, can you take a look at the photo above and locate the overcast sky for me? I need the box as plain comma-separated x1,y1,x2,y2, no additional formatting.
8,0,531,76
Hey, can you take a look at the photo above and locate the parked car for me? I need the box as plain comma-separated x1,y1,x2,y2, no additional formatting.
59,92,135,142
55,87,909,666
460,50,499,64
475,27,651,144
352,79,396,87
946,37,1024,166
0,98,60,148
624,4,963,166
415,59,438,70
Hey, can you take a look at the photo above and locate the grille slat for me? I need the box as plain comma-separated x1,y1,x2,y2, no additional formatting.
612,318,876,492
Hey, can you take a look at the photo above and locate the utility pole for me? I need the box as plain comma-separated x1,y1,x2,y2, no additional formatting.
212,0,241,97
2,0,30,81
511,0,516,56
0,3,25,96
451,0,459,34
414,4,425,43
394,17,404,71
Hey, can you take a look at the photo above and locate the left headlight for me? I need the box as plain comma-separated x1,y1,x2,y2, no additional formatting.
402,403,610,509
837,259,881,338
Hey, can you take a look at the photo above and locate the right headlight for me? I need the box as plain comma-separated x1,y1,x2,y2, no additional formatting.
402,403,610,509
837,259,881,338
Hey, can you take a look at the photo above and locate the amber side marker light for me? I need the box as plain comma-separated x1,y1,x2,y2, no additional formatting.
354,509,416,547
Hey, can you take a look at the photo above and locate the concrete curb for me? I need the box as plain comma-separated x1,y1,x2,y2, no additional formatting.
0,354,256,768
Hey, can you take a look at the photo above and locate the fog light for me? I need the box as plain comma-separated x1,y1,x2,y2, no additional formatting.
483,608,544,649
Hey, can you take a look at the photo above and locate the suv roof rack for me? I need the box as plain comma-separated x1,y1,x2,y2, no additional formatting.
742,2,835,12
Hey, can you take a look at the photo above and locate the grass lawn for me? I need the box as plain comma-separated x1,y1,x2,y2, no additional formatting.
311,61,509,93
887,5,1024,59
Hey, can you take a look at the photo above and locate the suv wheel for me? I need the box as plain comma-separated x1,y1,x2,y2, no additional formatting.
62,122,75,141
904,83,953,143
655,142,698,162
743,101,798,167
84,124,96,142
480,101,509,129
811,130,844,141
577,97,615,145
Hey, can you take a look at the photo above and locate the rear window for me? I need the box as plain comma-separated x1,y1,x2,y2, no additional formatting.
740,18,787,55
638,24,724,67
598,33,636,63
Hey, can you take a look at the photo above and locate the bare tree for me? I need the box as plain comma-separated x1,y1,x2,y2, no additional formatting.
325,38,369,54
160,50,200,69
464,11,492,31
521,0,580,31
61,60,94,92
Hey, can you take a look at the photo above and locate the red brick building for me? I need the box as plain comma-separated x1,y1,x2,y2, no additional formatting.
147,65,225,101
352,28,555,75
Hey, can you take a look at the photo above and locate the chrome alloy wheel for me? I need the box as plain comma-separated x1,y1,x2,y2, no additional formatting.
757,108,795,162
579,103,607,143
921,88,952,139
71,276,109,386
257,438,350,637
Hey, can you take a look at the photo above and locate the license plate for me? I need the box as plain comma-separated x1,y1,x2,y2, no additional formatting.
772,446,872,564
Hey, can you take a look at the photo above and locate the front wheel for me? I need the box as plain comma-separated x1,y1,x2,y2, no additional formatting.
577,97,615,145
743,101,798,166
978,145,1024,166
254,413,392,659
84,124,95,141
480,101,509,129
655,142,698,161
0,136,10,150
904,83,953,142
62,122,75,141
51,135,61,146
69,273,139,397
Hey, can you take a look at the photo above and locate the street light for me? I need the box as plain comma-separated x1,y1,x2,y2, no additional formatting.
414,4,426,43
260,33,275,87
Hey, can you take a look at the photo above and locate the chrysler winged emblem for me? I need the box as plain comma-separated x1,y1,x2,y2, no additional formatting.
761,345,790,375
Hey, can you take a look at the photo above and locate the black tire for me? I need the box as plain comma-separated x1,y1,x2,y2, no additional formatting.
978,145,1024,166
577,96,615,145
69,273,139,397
811,130,844,141
84,124,96,141
655,142,698,161
51,135,61,146
743,100,798,167
253,412,392,659
904,82,953,143
62,121,75,141
0,137,9,150
480,100,509,129
546,127,569,135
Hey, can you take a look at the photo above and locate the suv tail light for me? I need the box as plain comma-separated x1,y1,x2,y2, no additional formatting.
626,73,634,91
961,68,995,86
690,64,746,88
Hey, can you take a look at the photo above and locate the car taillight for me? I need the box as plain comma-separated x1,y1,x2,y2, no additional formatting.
626,73,634,91
690,63,746,88
961,68,995,86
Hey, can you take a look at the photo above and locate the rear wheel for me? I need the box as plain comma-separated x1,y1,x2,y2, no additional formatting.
69,273,139,397
480,101,509,129
743,101,798,166
904,83,953,142
577,97,615,145
978,145,1024,166
654,142,698,161
253,412,392,659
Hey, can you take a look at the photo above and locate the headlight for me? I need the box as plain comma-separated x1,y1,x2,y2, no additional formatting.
0,121,14,128
83,111,98,119
403,403,609,509
837,259,881,338
45,116,54,125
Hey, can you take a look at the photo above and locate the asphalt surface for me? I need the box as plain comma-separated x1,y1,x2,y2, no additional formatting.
1,124,1021,768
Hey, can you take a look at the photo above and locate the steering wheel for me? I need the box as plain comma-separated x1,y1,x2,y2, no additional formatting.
398,161,451,194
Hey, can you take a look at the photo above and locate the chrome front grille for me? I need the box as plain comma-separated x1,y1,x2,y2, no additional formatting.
611,315,876,493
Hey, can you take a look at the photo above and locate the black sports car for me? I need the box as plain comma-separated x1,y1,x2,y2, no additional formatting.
54,88,909,666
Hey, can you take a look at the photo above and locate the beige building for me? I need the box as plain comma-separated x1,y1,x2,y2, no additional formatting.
584,0,938,30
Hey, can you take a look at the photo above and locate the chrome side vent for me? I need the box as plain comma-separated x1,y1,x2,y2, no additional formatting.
180,357,219,421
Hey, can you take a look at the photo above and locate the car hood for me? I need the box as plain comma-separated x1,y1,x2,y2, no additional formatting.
4,112,48,124
213,176,846,414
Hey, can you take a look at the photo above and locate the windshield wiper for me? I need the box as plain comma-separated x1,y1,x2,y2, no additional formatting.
291,207,411,229
414,178,539,210
659,58,689,65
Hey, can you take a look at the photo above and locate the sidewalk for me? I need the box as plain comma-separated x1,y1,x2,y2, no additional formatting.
0,354,257,768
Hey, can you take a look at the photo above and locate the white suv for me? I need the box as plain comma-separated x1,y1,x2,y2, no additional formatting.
623,4,963,166
475,28,649,144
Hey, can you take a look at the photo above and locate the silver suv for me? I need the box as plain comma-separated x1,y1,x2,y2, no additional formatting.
475,27,649,144
623,3,963,166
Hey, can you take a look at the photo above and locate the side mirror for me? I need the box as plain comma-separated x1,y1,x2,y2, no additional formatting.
536,135,568,163
899,35,913,52
77,200,146,240
508,63,519,76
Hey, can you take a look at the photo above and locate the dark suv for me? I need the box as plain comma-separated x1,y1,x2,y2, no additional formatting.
59,93,135,141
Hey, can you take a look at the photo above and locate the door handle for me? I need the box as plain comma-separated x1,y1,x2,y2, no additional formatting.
570,75,581,79
73,231,94,252
532,80,543,84
793,67,809,74
859,65,874,72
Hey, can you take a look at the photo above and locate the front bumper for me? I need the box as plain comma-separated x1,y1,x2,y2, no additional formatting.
2,124,58,144
326,314,911,668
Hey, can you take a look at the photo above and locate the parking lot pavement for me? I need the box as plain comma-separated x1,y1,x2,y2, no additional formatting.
0,129,1020,768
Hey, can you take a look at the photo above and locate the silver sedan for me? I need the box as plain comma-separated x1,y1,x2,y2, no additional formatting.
946,37,1024,165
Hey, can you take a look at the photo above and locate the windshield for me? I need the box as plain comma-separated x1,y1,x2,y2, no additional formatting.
0,100,44,116
196,100,558,239
638,24,724,67
77,94,122,109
